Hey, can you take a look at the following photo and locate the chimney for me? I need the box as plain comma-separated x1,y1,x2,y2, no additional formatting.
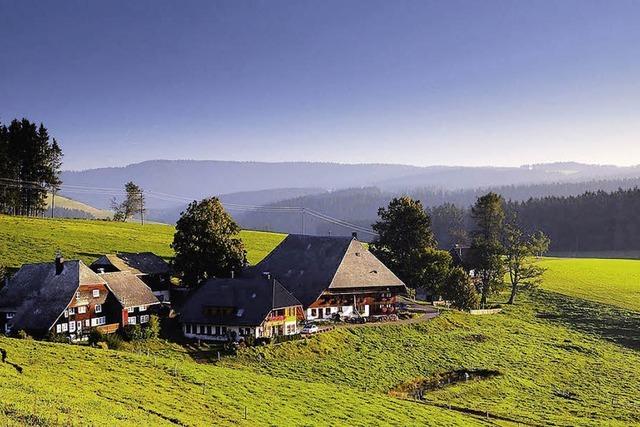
55,252,64,275
352,232,358,240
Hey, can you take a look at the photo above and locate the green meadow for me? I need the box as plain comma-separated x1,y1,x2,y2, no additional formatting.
0,215,284,268
540,257,640,311
1,216,640,425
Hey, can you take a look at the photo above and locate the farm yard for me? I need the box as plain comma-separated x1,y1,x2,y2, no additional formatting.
1,216,639,425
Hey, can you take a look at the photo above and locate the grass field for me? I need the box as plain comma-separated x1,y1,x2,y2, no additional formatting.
540,257,640,312
0,215,285,268
225,290,640,426
2,216,640,425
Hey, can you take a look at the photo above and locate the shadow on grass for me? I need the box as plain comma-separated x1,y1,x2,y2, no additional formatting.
532,290,640,350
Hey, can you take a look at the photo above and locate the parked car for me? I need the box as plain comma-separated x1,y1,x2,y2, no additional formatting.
301,324,320,335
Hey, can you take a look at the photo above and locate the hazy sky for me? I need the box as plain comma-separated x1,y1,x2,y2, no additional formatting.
1,0,639,170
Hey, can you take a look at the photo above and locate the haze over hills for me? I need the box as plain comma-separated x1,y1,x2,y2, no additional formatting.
60,160,640,213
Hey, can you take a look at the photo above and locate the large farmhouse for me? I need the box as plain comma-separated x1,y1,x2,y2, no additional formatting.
0,256,120,338
180,275,303,342
100,272,161,327
90,252,172,302
250,234,407,321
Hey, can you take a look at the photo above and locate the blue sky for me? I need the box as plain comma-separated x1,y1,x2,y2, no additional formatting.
1,0,639,170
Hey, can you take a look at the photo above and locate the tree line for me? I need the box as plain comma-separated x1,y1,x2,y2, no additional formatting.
370,194,550,309
0,119,63,216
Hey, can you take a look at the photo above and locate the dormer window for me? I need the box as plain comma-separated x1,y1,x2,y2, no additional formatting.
92,289,100,298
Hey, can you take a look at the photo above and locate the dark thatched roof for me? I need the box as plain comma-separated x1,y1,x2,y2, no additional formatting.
101,272,160,309
250,234,406,307
0,260,105,332
91,252,171,276
179,277,301,327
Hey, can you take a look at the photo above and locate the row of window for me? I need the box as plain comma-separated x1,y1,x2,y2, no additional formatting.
186,324,253,336
126,305,147,314
76,289,102,300
128,315,150,325
309,307,334,317
64,304,101,318
55,317,106,333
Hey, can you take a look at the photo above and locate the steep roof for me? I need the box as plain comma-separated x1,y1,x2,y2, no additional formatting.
101,272,160,308
250,234,406,307
0,260,105,332
91,252,171,276
180,277,301,326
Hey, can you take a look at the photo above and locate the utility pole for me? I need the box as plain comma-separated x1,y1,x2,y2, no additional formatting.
139,190,144,225
51,189,55,218
301,207,305,235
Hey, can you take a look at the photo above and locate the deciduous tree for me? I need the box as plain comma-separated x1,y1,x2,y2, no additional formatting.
442,267,479,310
469,192,506,306
172,197,247,286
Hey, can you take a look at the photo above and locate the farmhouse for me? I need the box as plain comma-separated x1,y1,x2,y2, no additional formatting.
179,275,304,342
90,252,172,302
100,272,160,327
0,256,120,339
250,234,407,321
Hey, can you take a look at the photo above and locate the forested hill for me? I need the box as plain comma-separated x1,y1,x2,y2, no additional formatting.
61,160,640,210
237,176,640,238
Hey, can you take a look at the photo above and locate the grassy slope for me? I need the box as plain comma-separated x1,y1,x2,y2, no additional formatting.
225,291,640,426
44,193,112,219
540,257,640,311
0,215,284,267
0,337,476,426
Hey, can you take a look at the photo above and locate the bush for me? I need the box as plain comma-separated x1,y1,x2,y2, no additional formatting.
121,324,144,341
442,267,480,310
16,330,32,340
103,333,123,350
45,330,68,343
144,315,160,339
88,329,106,346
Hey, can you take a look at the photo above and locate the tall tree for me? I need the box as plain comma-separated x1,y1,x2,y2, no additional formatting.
469,192,506,306
0,119,63,216
172,197,247,286
370,196,439,289
441,266,480,310
504,219,549,304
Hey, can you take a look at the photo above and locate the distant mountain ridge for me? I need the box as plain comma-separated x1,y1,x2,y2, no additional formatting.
60,159,640,213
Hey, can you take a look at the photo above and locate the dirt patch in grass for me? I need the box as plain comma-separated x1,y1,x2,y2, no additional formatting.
391,369,501,399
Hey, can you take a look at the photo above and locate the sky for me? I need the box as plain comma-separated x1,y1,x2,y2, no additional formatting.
1,0,639,170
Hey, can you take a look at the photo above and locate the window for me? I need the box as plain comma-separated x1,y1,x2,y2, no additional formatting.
127,307,134,314
92,289,100,298
56,324,62,333
61,323,68,332
95,304,102,314
139,305,147,312
64,310,69,318
69,321,76,333
325,307,331,315
221,326,227,335
311,309,317,317
6,313,14,319
140,315,149,324
68,307,75,315
97,317,106,326
76,291,80,300
186,324,192,334
129,316,137,325
78,306,86,314
85,319,90,327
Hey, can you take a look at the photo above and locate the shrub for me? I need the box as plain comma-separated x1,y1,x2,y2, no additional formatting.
121,324,144,341
442,267,480,310
103,333,123,350
45,330,68,343
88,329,106,346
144,315,160,339
16,330,32,340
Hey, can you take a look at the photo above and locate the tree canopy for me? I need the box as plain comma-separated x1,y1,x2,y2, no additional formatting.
0,119,63,216
171,197,247,286
370,196,438,288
